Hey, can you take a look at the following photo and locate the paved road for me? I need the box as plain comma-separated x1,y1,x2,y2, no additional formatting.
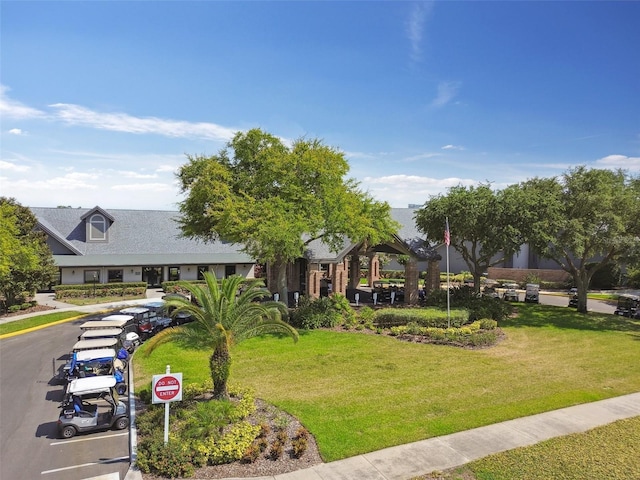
0,313,130,480
539,292,616,314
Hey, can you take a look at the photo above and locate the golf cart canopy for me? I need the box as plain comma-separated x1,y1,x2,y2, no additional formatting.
67,375,117,395
74,348,116,362
101,314,135,323
72,338,119,352
80,328,123,340
81,319,130,330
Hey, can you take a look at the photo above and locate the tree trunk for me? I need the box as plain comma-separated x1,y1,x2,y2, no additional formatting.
209,342,231,400
273,257,289,306
574,270,591,314
472,271,483,295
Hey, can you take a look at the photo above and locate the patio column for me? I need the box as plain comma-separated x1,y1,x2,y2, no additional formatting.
367,254,379,286
404,256,419,305
348,255,361,289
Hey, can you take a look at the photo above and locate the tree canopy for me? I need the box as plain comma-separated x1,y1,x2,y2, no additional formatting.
176,128,399,299
0,197,57,309
516,167,640,313
414,183,529,292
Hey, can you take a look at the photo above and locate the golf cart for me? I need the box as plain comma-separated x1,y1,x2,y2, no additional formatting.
502,283,519,302
483,286,500,299
524,283,540,303
162,293,195,325
119,307,154,339
143,300,173,333
58,376,129,439
614,294,640,318
63,348,127,394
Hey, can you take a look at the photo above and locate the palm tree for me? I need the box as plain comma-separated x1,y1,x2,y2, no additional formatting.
144,272,298,400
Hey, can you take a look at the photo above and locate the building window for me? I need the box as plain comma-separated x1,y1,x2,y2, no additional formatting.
84,270,100,284
108,269,123,283
225,265,236,278
89,214,107,241
169,267,180,281
197,266,208,280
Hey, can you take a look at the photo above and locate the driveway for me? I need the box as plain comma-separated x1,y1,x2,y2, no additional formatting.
0,313,131,480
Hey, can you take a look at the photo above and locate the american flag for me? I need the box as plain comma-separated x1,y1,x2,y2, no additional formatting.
444,218,450,246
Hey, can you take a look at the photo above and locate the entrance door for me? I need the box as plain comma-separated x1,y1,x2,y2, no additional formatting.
142,267,163,287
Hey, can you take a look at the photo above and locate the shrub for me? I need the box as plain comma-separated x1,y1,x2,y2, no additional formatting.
425,286,513,322
136,436,196,478
268,440,284,460
479,318,498,330
241,443,261,463
289,294,354,329
291,436,308,458
8,305,21,313
375,307,468,329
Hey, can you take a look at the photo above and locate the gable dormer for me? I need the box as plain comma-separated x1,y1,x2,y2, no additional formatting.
80,206,115,243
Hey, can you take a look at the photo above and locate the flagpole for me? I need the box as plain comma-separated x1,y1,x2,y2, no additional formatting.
445,217,451,328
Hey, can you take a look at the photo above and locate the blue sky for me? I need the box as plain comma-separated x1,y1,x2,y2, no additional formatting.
1,1,639,211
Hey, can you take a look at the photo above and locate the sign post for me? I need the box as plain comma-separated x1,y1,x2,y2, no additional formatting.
152,366,183,445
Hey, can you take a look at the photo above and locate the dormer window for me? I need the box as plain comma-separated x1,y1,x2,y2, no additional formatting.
89,214,107,241
81,206,114,243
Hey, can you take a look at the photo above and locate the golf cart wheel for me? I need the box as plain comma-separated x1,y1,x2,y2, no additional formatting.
61,425,76,439
115,417,129,430
115,382,127,395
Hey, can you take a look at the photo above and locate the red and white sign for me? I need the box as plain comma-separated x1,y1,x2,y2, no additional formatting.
152,373,183,404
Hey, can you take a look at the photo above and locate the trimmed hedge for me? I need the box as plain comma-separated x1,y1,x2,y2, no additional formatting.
374,307,469,329
54,282,147,299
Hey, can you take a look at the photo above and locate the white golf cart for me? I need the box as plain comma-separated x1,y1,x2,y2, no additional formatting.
58,376,129,439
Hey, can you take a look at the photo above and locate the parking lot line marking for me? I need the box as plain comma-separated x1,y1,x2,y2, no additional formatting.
50,432,129,446
41,456,129,475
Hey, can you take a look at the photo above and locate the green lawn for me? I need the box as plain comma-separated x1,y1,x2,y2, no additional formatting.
427,416,640,480
133,304,640,462
0,311,86,336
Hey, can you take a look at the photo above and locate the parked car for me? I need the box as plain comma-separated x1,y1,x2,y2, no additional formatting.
502,283,519,302
614,294,640,318
524,283,540,303
58,376,128,439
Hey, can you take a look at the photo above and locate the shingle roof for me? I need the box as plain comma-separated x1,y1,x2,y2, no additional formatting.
31,207,255,264
31,206,436,264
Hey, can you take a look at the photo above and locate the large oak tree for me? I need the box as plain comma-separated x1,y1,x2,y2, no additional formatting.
414,183,529,293
517,167,640,313
176,129,399,301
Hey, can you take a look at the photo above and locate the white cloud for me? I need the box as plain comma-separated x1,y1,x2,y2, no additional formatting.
594,154,640,171
156,164,178,173
403,152,441,162
117,170,159,179
111,183,174,192
361,174,477,207
8,128,25,135
49,103,237,141
441,144,465,151
406,1,434,62
0,160,31,172
431,81,461,108
0,85,46,119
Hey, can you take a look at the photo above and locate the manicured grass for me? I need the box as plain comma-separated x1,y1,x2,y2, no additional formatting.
133,304,640,463
0,311,86,336
436,416,640,480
